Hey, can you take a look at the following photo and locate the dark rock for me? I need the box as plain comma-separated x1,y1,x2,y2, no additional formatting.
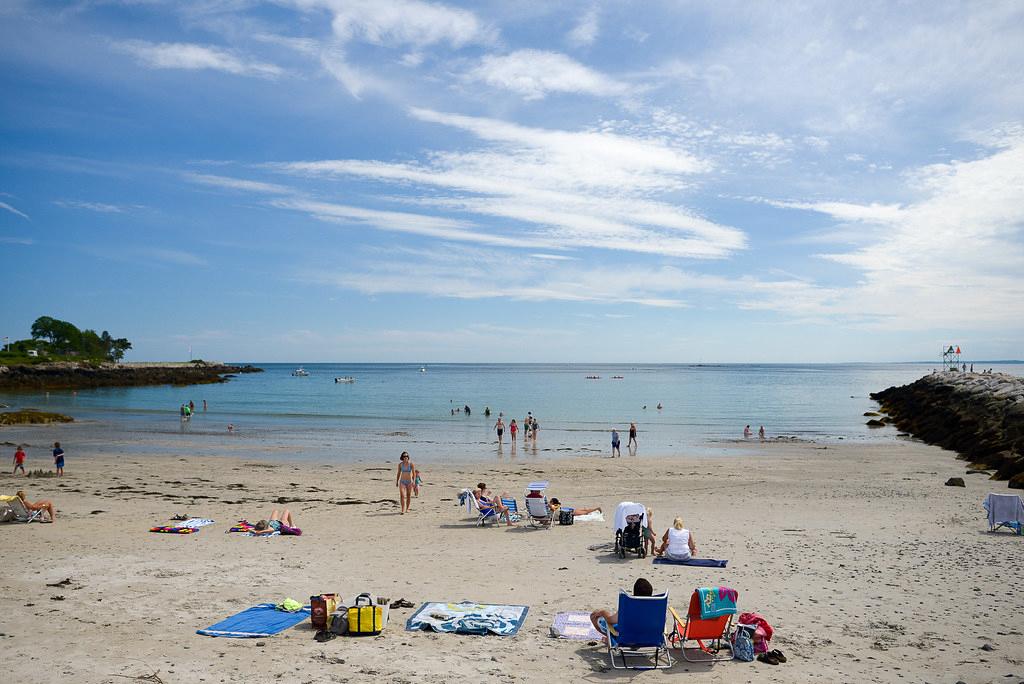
0,361,263,391
945,477,966,487
981,643,995,651
864,411,881,417
866,419,886,427
1010,473,1024,490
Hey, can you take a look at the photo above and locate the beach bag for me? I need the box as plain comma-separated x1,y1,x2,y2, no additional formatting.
310,593,339,631
348,593,387,635
558,508,574,525
328,609,349,636
737,612,773,653
732,624,756,661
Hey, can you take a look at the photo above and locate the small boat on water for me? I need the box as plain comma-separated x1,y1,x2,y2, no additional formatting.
612,375,625,379
419,366,427,373
335,376,355,383
291,367,309,377
585,375,601,379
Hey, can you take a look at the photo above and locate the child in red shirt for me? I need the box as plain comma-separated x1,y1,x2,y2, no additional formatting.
12,445,26,475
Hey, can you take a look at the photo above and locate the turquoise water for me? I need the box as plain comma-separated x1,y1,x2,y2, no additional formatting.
3,363,1021,462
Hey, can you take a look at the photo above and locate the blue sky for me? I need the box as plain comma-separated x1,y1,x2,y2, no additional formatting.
2,1,1023,362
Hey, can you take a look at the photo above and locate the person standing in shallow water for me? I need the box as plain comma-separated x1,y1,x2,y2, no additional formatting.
395,451,416,514
628,422,638,449
509,419,518,445
758,425,765,440
611,428,621,457
743,425,752,439
495,417,505,444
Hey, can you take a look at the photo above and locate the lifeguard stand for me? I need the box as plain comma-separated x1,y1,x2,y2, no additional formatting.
942,345,961,372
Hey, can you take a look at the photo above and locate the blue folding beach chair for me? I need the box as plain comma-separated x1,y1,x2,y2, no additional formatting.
501,497,522,524
606,590,673,670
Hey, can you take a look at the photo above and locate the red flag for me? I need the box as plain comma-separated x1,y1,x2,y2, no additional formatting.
955,346,961,354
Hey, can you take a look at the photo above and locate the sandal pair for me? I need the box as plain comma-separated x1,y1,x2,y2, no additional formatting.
757,649,787,665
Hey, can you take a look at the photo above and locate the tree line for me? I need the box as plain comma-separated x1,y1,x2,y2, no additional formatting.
6,316,132,361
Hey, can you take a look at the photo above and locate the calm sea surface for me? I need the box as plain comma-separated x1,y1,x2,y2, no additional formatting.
3,363,1021,463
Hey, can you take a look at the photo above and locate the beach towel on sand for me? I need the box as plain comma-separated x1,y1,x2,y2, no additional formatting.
406,602,528,636
551,612,603,640
573,511,604,523
653,557,728,568
197,603,311,638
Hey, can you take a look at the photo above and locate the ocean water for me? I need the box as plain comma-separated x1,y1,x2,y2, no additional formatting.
3,363,1021,463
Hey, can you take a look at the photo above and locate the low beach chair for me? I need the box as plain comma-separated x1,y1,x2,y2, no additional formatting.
984,492,1024,535
606,590,673,670
501,497,522,523
525,496,553,528
667,587,738,662
0,495,43,523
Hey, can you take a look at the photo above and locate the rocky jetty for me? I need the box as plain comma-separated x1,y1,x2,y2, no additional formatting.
871,372,1024,488
0,361,262,391
0,409,74,425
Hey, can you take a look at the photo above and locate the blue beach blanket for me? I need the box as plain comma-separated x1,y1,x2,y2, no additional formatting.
197,603,310,638
696,587,737,619
406,601,529,636
653,557,728,568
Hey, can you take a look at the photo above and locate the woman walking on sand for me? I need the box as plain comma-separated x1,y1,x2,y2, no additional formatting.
396,451,417,514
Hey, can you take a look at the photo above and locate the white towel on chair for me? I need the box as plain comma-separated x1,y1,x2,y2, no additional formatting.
984,493,1024,527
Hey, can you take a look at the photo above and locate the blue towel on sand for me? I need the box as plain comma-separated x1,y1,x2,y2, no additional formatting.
653,557,728,568
696,587,737,619
197,603,310,638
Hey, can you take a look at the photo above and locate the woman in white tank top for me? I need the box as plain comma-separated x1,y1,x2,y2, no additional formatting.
658,516,698,560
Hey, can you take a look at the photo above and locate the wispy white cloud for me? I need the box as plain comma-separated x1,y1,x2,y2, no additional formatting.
184,172,293,195
747,130,1024,329
467,50,628,100
141,248,208,267
313,0,496,48
113,40,283,78
54,199,140,213
0,236,33,245
0,201,29,220
567,7,600,47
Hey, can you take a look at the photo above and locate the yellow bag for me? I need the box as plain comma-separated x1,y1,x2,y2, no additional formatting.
348,593,387,635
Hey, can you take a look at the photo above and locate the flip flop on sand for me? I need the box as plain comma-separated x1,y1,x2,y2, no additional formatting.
757,652,781,665
769,649,787,663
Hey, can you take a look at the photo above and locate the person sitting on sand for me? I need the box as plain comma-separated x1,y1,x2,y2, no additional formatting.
252,509,300,535
590,577,654,642
474,482,515,526
16,490,55,522
656,516,697,561
548,497,602,517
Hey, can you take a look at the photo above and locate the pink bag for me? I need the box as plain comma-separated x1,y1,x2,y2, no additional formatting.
737,612,774,653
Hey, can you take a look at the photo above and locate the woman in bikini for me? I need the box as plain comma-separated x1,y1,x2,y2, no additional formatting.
16,490,55,522
396,451,416,514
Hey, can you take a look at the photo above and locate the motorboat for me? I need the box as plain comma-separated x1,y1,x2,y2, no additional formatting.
291,367,309,377
419,366,427,373
335,376,355,383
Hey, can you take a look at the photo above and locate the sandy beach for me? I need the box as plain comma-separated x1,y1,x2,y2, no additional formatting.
1,432,1022,684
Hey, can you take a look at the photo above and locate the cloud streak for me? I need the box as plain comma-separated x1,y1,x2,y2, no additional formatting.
467,50,627,100
113,40,283,78
0,201,29,220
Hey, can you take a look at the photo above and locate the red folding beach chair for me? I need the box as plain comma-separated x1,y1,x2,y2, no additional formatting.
667,588,737,662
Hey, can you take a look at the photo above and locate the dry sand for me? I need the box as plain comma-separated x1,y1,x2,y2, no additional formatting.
1,434,1022,683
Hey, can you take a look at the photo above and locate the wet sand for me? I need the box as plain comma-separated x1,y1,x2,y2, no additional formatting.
1,435,1021,683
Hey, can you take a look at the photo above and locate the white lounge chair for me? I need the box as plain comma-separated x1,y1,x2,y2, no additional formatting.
0,495,44,523
525,496,553,528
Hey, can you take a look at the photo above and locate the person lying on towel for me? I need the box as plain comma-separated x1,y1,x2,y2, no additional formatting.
251,508,301,535
589,577,654,643
17,490,56,522
548,497,602,517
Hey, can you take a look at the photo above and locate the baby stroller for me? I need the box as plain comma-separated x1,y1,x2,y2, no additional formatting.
614,502,647,559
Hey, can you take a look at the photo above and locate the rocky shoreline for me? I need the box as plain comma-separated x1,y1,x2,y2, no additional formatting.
0,361,263,391
871,372,1024,488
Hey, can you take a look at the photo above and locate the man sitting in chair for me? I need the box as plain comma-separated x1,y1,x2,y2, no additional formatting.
590,577,653,643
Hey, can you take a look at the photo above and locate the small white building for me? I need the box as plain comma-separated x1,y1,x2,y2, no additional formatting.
26,349,39,357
